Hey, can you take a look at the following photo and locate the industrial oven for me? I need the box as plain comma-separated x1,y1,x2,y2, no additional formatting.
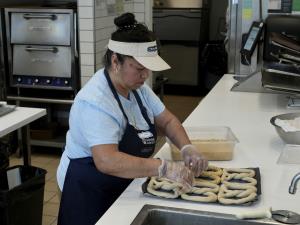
4,7,79,95
153,0,209,94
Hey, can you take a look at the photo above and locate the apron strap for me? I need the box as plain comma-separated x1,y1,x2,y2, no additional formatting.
132,90,153,127
104,69,129,121
104,69,153,127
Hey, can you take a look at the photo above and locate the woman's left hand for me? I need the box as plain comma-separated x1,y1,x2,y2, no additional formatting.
180,144,208,177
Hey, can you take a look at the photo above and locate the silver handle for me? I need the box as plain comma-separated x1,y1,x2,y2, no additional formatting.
23,13,57,20
7,95,74,104
189,9,201,13
74,12,78,57
25,46,58,53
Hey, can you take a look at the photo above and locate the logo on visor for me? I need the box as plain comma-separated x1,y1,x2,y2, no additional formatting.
147,45,157,52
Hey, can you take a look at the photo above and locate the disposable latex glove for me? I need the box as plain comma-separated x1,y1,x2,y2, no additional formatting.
180,144,208,177
158,159,194,193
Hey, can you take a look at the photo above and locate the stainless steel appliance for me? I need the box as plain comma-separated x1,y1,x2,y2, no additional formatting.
5,8,78,92
227,0,269,75
261,15,300,94
153,0,209,93
0,8,6,101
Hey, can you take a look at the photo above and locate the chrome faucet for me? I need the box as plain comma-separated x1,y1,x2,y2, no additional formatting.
289,172,300,194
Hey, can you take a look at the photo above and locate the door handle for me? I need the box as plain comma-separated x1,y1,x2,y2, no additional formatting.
23,13,57,20
25,46,58,53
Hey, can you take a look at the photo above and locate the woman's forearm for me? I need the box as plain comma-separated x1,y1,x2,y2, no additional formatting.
156,109,191,149
164,116,191,149
92,146,161,179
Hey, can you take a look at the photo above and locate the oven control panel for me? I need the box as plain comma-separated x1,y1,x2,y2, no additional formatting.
12,75,72,90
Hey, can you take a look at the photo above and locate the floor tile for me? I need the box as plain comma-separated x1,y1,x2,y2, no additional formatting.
49,175,58,182
32,155,56,165
45,181,59,192
42,215,56,225
49,194,60,204
164,95,202,122
45,170,56,182
51,218,57,225
44,191,56,203
43,202,60,217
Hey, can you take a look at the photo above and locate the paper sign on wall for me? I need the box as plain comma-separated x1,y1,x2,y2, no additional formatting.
242,0,253,20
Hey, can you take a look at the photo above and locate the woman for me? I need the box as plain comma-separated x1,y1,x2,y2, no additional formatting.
57,13,208,225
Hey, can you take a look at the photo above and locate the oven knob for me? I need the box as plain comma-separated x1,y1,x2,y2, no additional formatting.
17,77,22,83
55,79,61,85
46,79,51,84
34,78,39,83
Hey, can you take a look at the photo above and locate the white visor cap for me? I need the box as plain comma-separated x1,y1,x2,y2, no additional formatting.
107,39,171,71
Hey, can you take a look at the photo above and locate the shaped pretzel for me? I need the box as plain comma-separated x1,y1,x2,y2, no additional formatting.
222,168,255,180
147,177,181,199
181,181,219,202
196,173,221,184
203,165,223,176
218,184,257,205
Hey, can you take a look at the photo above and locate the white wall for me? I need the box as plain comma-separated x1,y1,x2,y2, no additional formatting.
77,0,152,88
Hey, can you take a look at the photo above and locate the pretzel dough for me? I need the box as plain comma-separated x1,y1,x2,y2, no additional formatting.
193,180,220,193
181,190,218,202
196,173,221,184
224,168,255,175
145,166,258,205
146,177,181,199
222,177,257,187
218,184,257,205
195,165,222,184
218,167,257,205
181,180,219,202
204,165,223,176
222,168,255,180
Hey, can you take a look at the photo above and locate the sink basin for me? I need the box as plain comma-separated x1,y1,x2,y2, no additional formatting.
130,205,279,225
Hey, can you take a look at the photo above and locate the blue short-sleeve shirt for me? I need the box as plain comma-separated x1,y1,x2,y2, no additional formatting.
57,68,165,190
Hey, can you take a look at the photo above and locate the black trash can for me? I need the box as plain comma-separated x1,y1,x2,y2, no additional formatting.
0,140,11,170
199,41,228,92
0,165,47,225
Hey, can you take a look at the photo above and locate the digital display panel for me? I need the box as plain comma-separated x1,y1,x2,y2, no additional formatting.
243,27,260,51
268,0,293,13
269,0,282,10
269,0,281,10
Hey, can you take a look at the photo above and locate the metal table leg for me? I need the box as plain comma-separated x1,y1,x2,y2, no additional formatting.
21,125,31,166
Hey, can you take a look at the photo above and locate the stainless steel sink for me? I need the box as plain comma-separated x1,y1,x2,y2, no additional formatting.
130,205,280,225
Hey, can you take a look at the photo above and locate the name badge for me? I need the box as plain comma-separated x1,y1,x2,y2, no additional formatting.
137,131,153,139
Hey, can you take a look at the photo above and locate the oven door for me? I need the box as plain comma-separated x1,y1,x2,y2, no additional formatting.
153,9,204,41
10,12,71,45
12,45,71,78
153,9,208,86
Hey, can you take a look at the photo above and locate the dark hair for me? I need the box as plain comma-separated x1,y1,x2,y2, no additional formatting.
103,13,156,69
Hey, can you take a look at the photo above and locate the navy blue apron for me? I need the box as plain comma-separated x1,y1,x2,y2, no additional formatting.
57,69,157,225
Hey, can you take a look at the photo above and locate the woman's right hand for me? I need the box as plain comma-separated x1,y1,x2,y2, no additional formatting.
158,159,194,193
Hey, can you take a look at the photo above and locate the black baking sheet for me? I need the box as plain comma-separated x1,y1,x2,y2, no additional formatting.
142,167,261,206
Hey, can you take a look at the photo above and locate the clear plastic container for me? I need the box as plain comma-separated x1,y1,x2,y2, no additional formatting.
277,144,300,164
167,126,239,161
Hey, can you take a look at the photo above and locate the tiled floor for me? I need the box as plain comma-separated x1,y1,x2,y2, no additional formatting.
8,94,202,225
9,152,60,225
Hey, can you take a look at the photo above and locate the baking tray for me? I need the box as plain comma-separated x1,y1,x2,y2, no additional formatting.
261,62,300,95
142,167,261,206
